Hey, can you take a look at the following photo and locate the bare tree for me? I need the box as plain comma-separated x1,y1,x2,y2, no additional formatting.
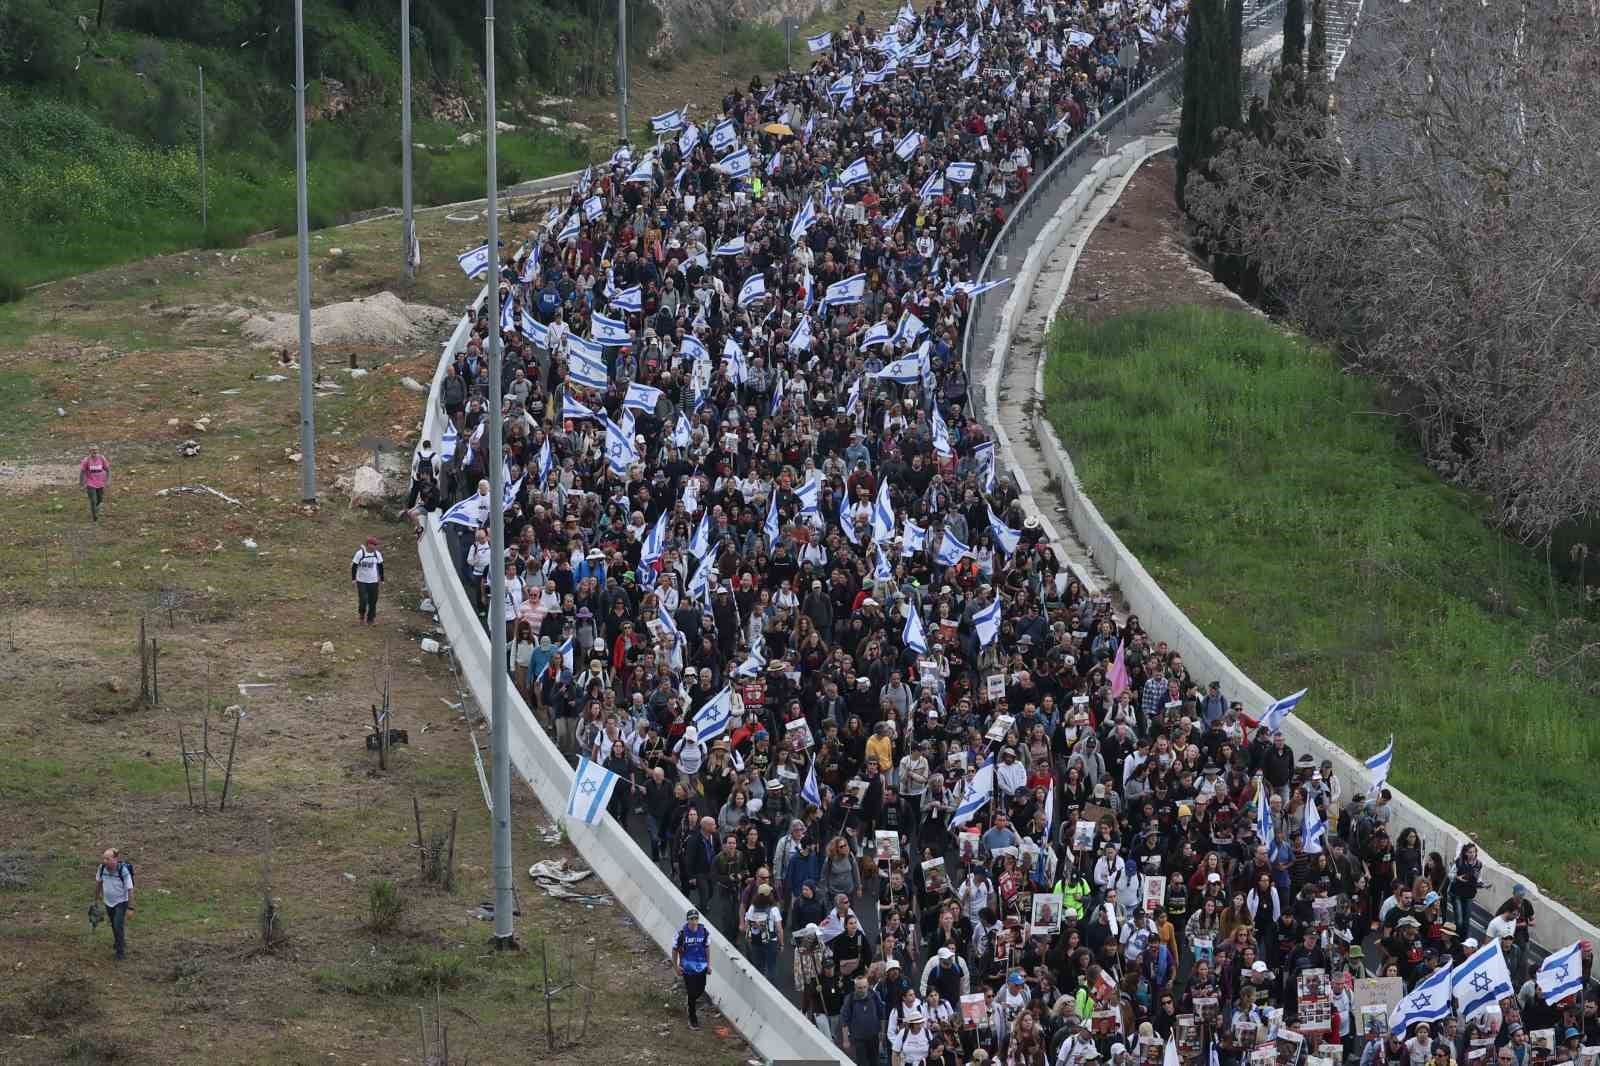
1186,0,1600,544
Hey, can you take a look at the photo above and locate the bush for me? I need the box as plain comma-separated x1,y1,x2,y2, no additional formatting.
0,975,96,1035
314,947,469,998
367,878,405,932
0,271,23,305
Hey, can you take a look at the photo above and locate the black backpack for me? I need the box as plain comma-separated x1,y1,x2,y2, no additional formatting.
100,859,134,882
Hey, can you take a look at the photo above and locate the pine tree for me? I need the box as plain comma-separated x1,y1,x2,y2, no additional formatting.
1176,0,1242,210
1307,0,1329,83
1281,0,1306,72
1226,0,1245,121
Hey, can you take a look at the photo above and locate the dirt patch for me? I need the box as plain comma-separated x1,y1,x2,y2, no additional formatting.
162,292,456,351
0,462,79,493
1067,153,1257,320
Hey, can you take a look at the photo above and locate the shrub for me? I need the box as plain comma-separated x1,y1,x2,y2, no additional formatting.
367,878,405,932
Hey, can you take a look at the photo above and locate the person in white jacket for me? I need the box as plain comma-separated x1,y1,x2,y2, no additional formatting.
889,1009,932,1065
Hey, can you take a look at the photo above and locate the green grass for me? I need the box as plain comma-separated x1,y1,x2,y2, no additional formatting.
1044,307,1600,915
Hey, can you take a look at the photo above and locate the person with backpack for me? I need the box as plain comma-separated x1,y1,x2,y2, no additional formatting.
351,536,385,625
94,847,134,961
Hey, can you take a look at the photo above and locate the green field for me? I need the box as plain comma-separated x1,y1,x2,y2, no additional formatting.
1043,307,1600,917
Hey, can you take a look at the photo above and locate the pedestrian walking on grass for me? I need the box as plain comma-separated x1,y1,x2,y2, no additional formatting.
80,445,110,522
672,906,712,1030
352,536,384,625
94,847,134,961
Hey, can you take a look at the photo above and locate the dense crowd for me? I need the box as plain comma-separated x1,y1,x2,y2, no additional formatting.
407,0,1597,1064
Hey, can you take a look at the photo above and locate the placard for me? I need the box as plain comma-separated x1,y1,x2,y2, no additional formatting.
1193,996,1220,1025
785,716,815,750
1296,969,1332,1034
1177,1015,1202,1059
960,992,988,1028
875,830,902,863
1275,1029,1304,1066
739,677,767,709
959,828,981,863
1249,1048,1277,1066
1357,1006,1387,1038
1031,893,1061,935
1073,819,1099,851
1141,875,1166,912
922,857,949,895
986,674,1007,702
985,712,1014,740
1081,803,1114,826
1351,976,1404,1018
1091,1009,1120,1035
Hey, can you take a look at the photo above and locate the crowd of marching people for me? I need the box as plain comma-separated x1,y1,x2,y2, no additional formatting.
407,0,1598,1062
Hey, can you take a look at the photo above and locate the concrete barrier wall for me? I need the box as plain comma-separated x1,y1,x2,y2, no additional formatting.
982,138,1600,958
417,300,847,1064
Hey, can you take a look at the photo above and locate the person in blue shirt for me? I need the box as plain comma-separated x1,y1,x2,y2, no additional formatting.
672,907,712,1031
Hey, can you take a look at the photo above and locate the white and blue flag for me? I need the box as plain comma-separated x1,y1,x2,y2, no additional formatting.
764,491,781,548
566,754,622,825
949,757,996,829
874,354,924,383
973,440,997,492
894,309,926,346
871,479,896,544
440,492,488,529
1389,963,1454,1035
738,273,767,307
788,315,813,354
688,512,712,559
946,277,1013,299
678,122,700,155
537,438,553,483
1301,796,1327,854
723,337,748,384
671,413,692,449
1365,736,1394,789
931,402,954,457
873,546,893,583
860,321,894,350
946,161,977,184
651,107,685,134
800,759,822,809
769,373,785,417
1452,940,1515,1020
987,503,1021,555
591,310,632,345
903,602,929,655
789,197,818,242
901,519,926,556
583,195,604,221
936,529,970,566
840,157,872,186
918,172,944,202
457,243,490,280
973,597,1001,647
1261,688,1308,731
716,148,752,179
520,310,549,349
1536,941,1585,1005
839,493,861,545
709,119,738,154
894,130,923,161
692,686,734,744
624,381,664,413
679,334,710,364
610,285,643,314
562,392,599,422
806,30,833,53
604,417,639,476
714,235,747,257
557,212,580,244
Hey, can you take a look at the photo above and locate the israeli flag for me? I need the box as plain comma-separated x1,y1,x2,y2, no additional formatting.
650,107,685,134
840,157,871,187
1261,688,1308,731
945,161,978,184
518,243,540,283
844,376,861,416
709,118,738,154
973,597,1001,647
894,309,926,346
605,418,638,476
987,503,1021,554
610,285,643,314
879,205,907,235
520,310,549,349
764,491,781,548
918,171,945,202
1389,962,1454,1035
949,756,996,828
499,293,515,334
713,235,747,257
738,273,767,307
557,212,581,244
457,244,490,280
800,759,822,808
828,73,854,98
440,492,487,529
716,148,752,179
678,123,700,156
936,529,969,566
1536,941,1585,1005
839,493,861,545
903,602,929,655
566,345,609,390
685,557,712,605
902,519,926,556
894,130,924,161
583,195,604,222
562,392,599,423
787,315,813,355
910,51,932,69
1452,940,1515,1020
688,512,712,559
558,634,574,672
766,151,783,177
502,471,524,508
566,754,622,825
769,373,785,417
962,55,979,80
945,277,1013,299
623,381,664,413
692,686,734,744
931,403,954,457
973,440,997,492
1365,736,1394,788
871,479,896,544
1301,796,1328,854
789,197,817,242
733,641,767,678
679,334,710,363
537,438,553,483
873,546,894,583
591,310,632,345
806,30,833,53
672,413,693,449
874,354,924,383
860,321,894,350
1069,29,1094,47
722,337,748,384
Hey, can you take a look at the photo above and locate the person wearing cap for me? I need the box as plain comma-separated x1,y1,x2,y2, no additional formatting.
672,906,712,1030
351,536,384,625
1493,883,1536,980
743,882,784,981
919,945,971,1003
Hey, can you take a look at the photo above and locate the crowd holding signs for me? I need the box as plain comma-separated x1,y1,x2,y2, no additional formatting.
411,0,1597,1061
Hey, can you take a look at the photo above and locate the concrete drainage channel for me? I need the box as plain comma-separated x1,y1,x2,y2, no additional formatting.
980,82,1600,965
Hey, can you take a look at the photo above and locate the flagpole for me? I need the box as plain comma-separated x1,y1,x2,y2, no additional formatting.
484,0,515,952
293,0,317,503
401,0,415,279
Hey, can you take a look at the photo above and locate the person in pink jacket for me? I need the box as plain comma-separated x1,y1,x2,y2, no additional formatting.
80,445,110,522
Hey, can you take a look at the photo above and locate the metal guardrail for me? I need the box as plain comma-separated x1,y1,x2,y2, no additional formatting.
959,0,1287,418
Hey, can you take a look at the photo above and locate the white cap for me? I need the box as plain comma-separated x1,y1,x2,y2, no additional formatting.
938,947,955,960
1251,960,1268,973
684,726,699,742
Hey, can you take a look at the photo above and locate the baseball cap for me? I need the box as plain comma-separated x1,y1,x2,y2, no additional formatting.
685,907,699,919
938,947,955,960
1008,972,1024,986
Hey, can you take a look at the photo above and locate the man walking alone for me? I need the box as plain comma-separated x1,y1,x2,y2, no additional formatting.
672,907,712,1030
80,445,110,522
94,847,134,961
352,537,384,625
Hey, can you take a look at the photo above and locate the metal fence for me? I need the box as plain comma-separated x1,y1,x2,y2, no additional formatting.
960,0,1286,418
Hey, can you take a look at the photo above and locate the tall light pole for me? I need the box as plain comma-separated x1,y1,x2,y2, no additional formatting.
293,0,318,503
483,0,514,952
401,0,416,279
617,0,629,142
198,65,207,232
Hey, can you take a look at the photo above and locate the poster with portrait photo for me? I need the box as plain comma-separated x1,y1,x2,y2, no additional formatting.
922,857,949,895
1030,893,1062,935
785,716,815,751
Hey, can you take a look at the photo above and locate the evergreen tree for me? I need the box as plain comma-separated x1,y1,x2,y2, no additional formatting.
1281,0,1306,71
1308,0,1329,82
1226,0,1245,120
1176,0,1242,210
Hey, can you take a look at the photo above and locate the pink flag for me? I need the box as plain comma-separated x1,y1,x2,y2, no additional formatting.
1108,641,1130,696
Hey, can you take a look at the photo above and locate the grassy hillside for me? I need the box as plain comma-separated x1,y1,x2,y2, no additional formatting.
1043,307,1600,917
0,0,645,291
